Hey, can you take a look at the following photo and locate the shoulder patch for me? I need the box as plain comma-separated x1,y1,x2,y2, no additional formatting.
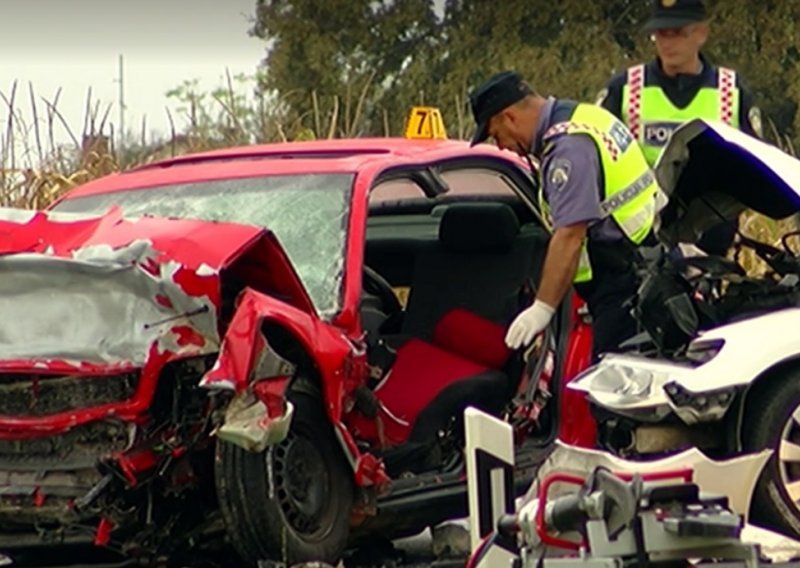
748,106,763,138
609,120,634,152
548,158,572,192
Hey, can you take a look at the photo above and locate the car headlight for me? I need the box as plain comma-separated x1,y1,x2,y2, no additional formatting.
586,365,655,403
569,358,677,414
599,367,652,397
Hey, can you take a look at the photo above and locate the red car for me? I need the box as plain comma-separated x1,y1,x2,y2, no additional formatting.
0,137,594,565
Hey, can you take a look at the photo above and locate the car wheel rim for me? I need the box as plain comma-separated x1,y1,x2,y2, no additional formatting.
778,404,800,512
271,432,333,539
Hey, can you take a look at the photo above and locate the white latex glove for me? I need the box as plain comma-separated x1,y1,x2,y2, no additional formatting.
505,300,555,349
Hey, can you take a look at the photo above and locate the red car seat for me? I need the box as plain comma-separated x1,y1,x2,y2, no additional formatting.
349,309,511,448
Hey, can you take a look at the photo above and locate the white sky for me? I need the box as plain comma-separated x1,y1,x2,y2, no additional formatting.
1,0,265,149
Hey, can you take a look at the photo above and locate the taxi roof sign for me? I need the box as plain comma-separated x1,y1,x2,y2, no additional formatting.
404,106,448,140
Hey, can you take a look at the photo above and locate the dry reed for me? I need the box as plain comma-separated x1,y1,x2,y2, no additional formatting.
1,81,797,281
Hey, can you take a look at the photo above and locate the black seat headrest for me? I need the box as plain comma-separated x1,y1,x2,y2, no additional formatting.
438,203,520,253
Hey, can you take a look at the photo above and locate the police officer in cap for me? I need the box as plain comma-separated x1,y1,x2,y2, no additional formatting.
598,0,762,255
469,71,664,361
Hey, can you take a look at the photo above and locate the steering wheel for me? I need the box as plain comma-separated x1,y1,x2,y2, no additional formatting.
362,265,403,319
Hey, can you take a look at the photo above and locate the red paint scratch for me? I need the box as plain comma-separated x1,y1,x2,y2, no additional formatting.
155,294,173,309
171,325,206,348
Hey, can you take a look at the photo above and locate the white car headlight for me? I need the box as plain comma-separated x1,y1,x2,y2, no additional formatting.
569,357,678,414
572,365,671,412
591,365,654,400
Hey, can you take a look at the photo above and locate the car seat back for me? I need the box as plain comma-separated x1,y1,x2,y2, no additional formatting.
402,202,549,339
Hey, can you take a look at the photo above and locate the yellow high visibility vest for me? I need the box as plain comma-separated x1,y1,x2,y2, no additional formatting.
539,103,661,283
621,64,740,165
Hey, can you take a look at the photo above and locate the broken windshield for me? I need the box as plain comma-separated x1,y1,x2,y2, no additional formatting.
52,174,353,317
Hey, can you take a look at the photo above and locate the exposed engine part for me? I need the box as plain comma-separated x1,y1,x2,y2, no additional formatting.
0,372,139,417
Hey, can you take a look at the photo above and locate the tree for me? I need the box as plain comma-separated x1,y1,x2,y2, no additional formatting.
249,0,655,137
704,0,799,146
248,0,798,146
250,0,439,137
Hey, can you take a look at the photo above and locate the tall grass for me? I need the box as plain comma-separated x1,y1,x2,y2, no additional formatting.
0,80,797,280
0,74,409,209
1,81,123,209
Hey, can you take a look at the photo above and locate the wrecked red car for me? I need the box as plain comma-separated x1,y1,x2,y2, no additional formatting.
0,138,594,565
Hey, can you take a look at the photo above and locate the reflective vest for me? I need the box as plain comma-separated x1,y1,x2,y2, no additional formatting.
621,64,740,166
539,103,662,283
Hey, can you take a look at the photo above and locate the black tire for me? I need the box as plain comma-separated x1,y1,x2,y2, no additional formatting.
743,372,800,538
216,391,354,566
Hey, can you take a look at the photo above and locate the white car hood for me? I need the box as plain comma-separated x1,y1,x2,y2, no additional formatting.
654,119,800,246
569,308,800,423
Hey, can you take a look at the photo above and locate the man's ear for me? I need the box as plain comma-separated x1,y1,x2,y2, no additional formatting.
499,107,517,127
696,22,709,47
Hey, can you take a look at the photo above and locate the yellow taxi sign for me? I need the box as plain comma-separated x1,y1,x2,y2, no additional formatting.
404,106,448,140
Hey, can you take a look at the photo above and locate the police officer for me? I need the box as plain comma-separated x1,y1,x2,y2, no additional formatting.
598,0,762,255
469,71,663,361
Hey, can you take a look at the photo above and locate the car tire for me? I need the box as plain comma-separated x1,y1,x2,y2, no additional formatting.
743,372,800,538
216,391,354,566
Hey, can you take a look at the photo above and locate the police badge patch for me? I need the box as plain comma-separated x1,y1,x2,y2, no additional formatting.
609,121,633,151
748,106,763,138
548,158,572,192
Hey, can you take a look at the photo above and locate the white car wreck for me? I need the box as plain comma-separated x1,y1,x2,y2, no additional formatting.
570,118,800,538
464,409,791,568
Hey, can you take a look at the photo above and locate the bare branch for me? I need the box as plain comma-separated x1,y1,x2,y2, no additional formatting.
2,81,19,172
165,106,177,157
28,82,43,165
327,95,340,140
82,87,93,136
40,94,80,149
311,90,321,139
349,70,376,137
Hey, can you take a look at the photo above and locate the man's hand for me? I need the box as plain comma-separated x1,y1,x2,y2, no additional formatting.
505,300,555,349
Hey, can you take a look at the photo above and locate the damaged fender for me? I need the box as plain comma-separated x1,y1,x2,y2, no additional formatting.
201,289,372,474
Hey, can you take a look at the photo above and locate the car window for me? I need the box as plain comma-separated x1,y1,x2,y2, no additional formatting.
369,167,519,206
52,174,353,318
439,168,518,197
368,179,425,204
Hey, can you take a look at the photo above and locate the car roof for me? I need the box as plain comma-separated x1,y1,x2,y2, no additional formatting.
63,138,528,199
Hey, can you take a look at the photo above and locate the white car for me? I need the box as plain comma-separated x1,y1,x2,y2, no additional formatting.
571,119,800,537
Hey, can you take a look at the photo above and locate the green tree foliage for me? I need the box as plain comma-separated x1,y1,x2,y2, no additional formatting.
704,0,799,147
250,0,439,137
165,73,274,147
246,0,797,145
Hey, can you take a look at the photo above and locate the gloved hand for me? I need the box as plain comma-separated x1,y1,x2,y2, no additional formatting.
505,300,555,349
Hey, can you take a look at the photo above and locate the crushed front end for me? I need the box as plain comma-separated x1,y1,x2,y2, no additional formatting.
0,210,280,558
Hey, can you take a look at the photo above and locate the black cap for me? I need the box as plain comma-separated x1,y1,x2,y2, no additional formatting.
643,0,707,32
468,71,534,146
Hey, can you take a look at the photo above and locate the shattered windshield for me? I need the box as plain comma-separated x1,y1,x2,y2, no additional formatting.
52,174,353,317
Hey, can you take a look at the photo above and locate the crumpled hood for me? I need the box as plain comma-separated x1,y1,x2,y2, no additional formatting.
0,207,313,369
0,207,264,270
654,119,800,246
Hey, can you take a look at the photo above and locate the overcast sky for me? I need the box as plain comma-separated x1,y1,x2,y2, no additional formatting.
1,0,265,149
